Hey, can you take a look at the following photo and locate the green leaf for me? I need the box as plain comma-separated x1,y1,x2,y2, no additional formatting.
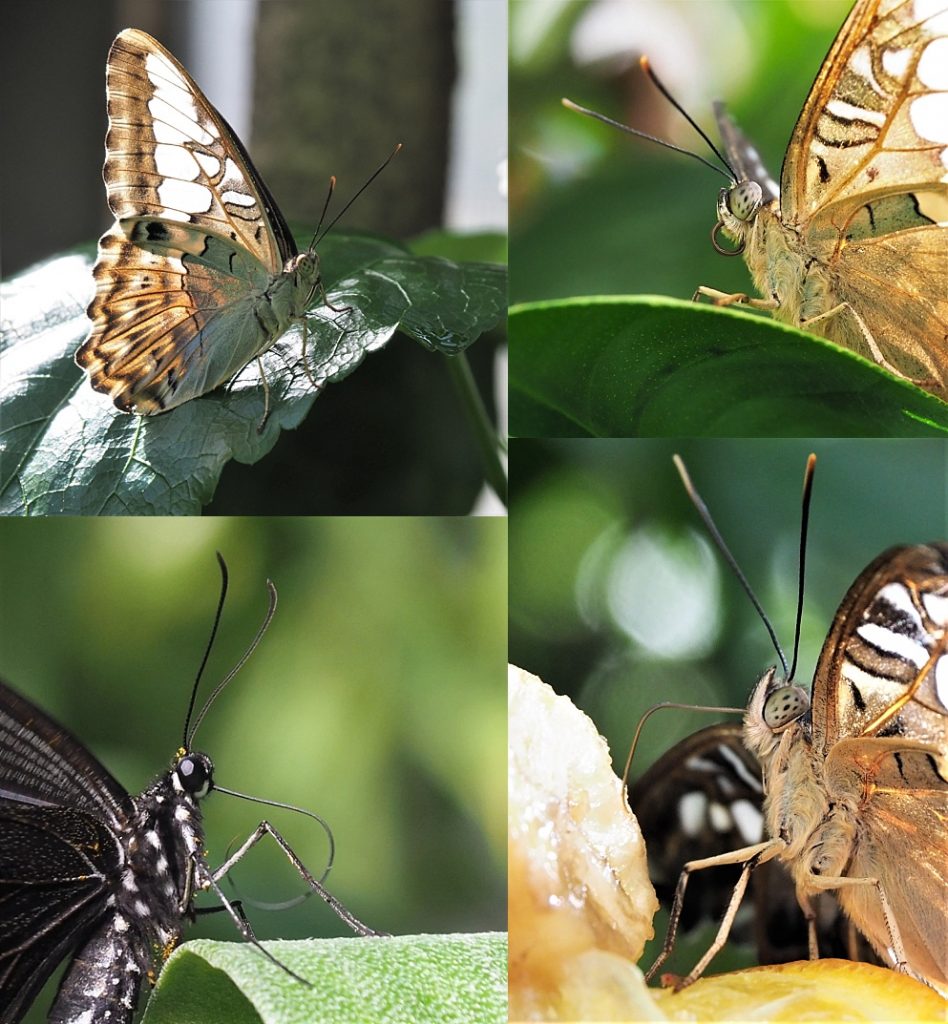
509,296,948,437
141,933,507,1024
0,234,505,515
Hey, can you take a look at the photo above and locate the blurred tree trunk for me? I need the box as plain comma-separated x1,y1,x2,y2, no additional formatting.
210,1,500,514
252,0,454,235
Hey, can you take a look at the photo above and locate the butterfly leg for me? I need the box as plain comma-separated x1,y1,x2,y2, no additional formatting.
255,357,271,433
209,820,386,937
806,872,910,976
693,285,779,311
195,862,311,984
796,890,821,960
646,838,782,988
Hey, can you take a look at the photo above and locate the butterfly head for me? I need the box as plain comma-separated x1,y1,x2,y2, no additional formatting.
172,750,215,800
284,251,321,307
744,666,811,758
713,179,763,255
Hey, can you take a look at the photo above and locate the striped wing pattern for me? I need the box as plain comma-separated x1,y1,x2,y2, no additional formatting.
76,29,318,415
785,0,948,391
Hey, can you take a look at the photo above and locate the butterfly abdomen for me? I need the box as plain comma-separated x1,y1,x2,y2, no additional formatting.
49,917,148,1024
49,777,205,1023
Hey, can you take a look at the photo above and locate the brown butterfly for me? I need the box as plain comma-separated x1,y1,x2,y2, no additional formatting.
565,0,948,398
642,458,947,994
700,0,948,398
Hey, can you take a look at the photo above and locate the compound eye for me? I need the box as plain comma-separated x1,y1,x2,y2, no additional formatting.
727,180,763,221
176,752,214,797
763,685,810,730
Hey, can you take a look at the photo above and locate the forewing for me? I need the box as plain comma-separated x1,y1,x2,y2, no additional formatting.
0,681,129,824
780,0,948,229
811,543,948,754
100,28,294,270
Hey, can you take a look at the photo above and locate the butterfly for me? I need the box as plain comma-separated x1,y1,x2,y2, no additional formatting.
0,557,379,1024
565,0,948,399
634,457,947,993
699,0,948,398
75,29,324,421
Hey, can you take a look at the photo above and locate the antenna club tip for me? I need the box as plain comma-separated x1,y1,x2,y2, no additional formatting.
640,54,651,72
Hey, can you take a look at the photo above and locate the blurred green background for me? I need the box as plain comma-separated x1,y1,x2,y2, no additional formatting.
0,517,506,1023
510,0,853,304
509,438,947,971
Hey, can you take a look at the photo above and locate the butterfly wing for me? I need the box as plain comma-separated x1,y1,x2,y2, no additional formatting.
77,29,312,414
0,681,132,1022
778,0,948,388
811,542,948,752
811,543,948,987
831,736,948,986
714,103,779,207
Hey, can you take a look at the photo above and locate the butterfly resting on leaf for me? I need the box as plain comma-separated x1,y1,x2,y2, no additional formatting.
564,0,948,401
76,28,394,427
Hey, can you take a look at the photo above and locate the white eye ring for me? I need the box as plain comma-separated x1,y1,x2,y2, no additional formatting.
763,685,810,730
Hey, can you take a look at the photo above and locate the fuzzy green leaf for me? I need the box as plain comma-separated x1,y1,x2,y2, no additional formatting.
141,933,507,1024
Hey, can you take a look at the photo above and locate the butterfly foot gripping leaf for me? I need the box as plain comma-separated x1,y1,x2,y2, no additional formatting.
76,29,326,418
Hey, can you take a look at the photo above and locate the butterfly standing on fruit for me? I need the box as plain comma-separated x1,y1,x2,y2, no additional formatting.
565,0,948,399
635,457,947,994
76,29,391,424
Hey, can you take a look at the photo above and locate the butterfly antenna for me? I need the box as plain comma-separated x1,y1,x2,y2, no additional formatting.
186,575,279,747
214,785,337,885
787,454,817,682
308,175,337,249
310,143,403,249
673,454,789,677
182,552,230,748
638,56,738,179
563,56,737,183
